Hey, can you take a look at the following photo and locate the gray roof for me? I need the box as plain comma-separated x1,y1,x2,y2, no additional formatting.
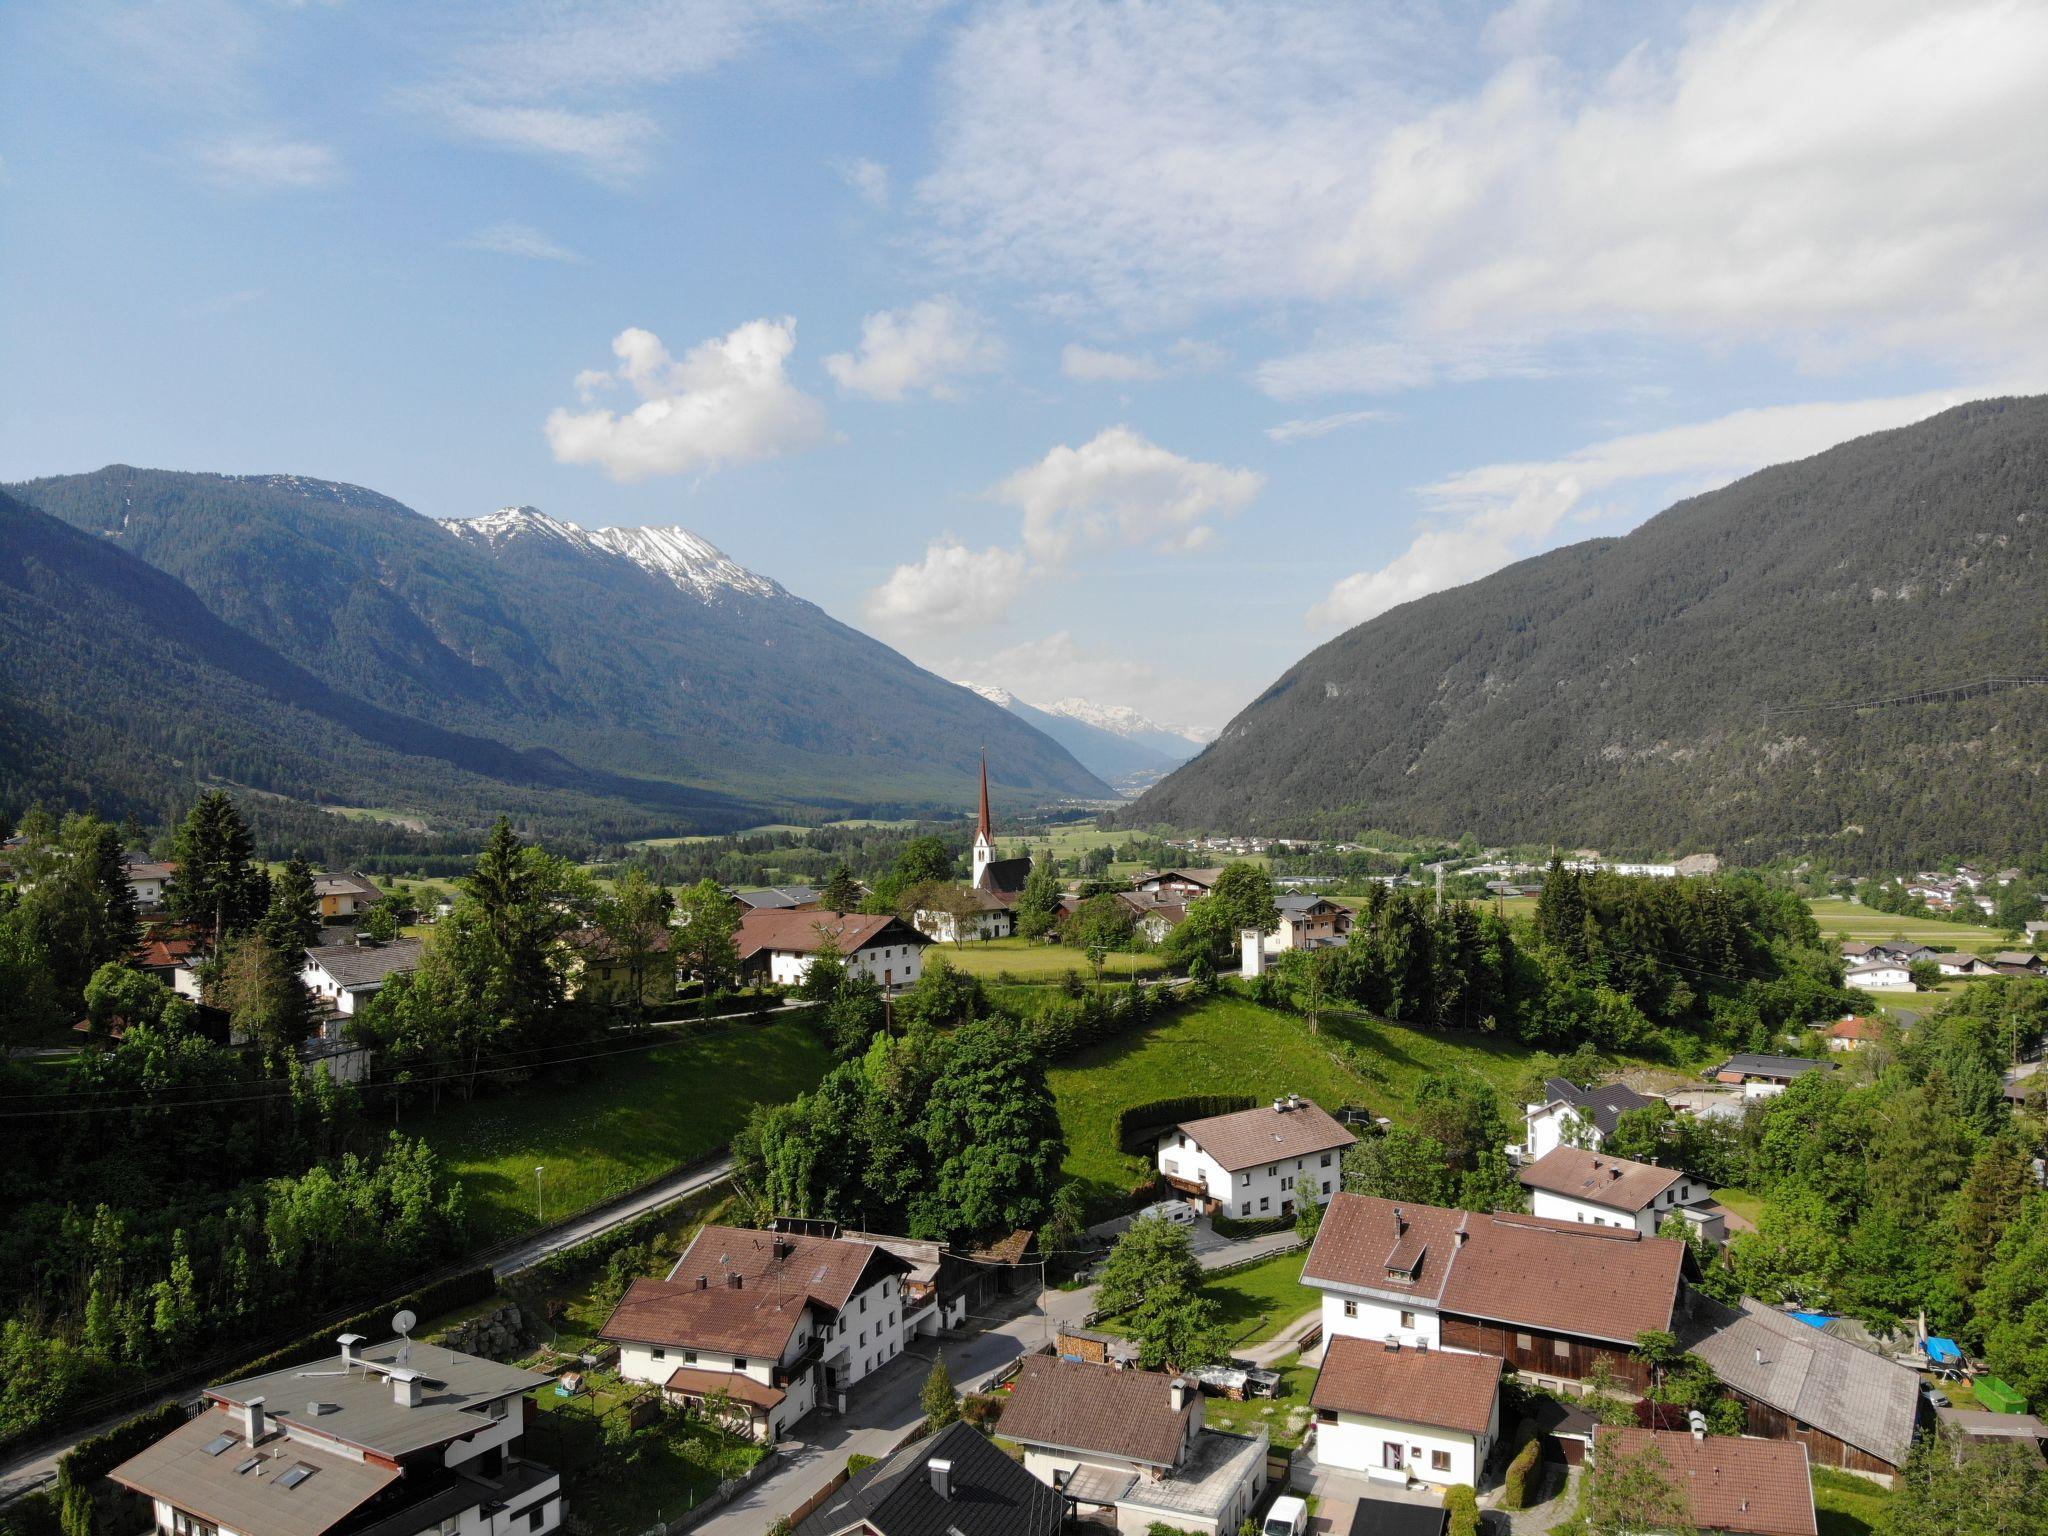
303,938,424,990
110,1408,400,1536
794,1420,1063,1536
1541,1077,1655,1137
1712,1054,1838,1081
733,885,824,910
1114,1430,1268,1522
1683,1298,1920,1468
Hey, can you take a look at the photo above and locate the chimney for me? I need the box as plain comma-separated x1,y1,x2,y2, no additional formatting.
772,1238,792,1261
392,1372,422,1409
695,1275,709,1290
1689,1409,1708,1443
1272,1098,1287,1114
927,1458,953,1501
244,1397,267,1446
337,1333,365,1370
727,1273,743,1289
1393,1206,1405,1234
1755,1347,1764,1367
1170,1378,1188,1414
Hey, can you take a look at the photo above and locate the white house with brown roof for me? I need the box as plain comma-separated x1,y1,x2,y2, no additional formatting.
1843,960,1914,991
735,910,930,990
1592,1428,1817,1536
1156,1096,1356,1221
1516,1147,1710,1236
600,1225,916,1440
1311,1336,1503,1488
1134,868,1226,900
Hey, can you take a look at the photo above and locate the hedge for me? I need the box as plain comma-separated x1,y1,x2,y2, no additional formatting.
213,1268,496,1385
1113,1094,1257,1154
1501,1435,1543,1510
0,1492,60,1536
1445,1484,1480,1536
58,1401,191,1492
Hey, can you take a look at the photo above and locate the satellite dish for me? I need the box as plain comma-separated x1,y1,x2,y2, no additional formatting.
392,1309,417,1337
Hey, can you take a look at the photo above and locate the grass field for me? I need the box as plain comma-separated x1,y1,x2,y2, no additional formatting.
412,1017,830,1242
1807,895,2010,949
941,936,1166,984
1812,1467,1890,1536
1206,1249,1319,1346
1712,1187,1766,1227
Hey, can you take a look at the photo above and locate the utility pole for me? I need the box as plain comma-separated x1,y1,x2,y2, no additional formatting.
535,1165,546,1223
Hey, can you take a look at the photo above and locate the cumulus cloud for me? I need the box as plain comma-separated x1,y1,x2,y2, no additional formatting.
837,156,891,207
918,0,2048,377
1266,408,1398,444
192,133,339,189
824,296,1004,401
545,317,828,482
1307,386,1992,631
996,427,1263,562
461,221,585,263
866,540,1031,633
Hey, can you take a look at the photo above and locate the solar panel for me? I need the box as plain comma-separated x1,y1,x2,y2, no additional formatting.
202,1435,236,1457
277,1465,315,1490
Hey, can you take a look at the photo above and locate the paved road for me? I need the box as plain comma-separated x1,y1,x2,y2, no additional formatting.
490,1157,734,1280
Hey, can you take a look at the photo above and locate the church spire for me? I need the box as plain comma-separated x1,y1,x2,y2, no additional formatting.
976,751,993,841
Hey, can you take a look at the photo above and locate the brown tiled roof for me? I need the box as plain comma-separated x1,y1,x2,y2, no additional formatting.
1440,1212,1686,1344
998,1358,1194,1468
1516,1147,1684,1213
1175,1098,1356,1172
600,1276,810,1358
1594,1428,1816,1536
1312,1337,1502,1435
664,1365,786,1411
1302,1194,1467,1302
963,1228,1037,1266
735,910,927,961
1825,1016,1882,1041
567,924,673,959
673,1224,911,1312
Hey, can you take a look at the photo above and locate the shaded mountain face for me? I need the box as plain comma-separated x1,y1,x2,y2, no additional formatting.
3,467,1107,839
1130,397,2048,870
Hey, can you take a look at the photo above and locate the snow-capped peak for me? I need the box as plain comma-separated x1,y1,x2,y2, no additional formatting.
442,507,781,602
1043,697,1206,745
955,680,1016,708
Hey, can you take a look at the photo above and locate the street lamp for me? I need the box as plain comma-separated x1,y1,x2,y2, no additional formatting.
535,1166,546,1223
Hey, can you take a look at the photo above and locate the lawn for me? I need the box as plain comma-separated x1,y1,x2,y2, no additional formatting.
531,1378,765,1529
941,935,1166,984
1201,1351,1319,1451
1812,1467,1890,1536
1712,1187,1766,1227
1205,1250,1319,1347
1806,895,2009,949
411,1018,830,1243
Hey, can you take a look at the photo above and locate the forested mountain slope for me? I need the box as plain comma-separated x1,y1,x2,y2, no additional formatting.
1133,396,2047,867
4,468,1106,840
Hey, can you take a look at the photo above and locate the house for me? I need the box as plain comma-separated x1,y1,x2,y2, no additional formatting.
1824,1016,1885,1051
563,925,673,1007
601,1224,916,1440
735,910,929,990
1156,1095,1356,1220
999,1357,1269,1536
122,855,177,909
834,1226,973,1334
1590,1428,1816,1536
1302,1195,1692,1393
1310,1336,1502,1488
1843,961,1914,991
312,872,383,921
794,1420,1064,1536
731,886,824,912
1990,951,2046,976
1518,1077,1658,1160
301,937,424,1016
1932,952,1993,977
1869,941,1934,964
914,884,1017,944
1515,1146,1711,1236
1710,1055,1838,1099
136,931,202,982
1134,868,1227,900
1681,1297,1923,1473
109,1333,560,1536
1264,894,1354,955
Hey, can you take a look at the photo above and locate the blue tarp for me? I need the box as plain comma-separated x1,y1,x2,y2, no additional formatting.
1789,1311,1834,1329
1926,1337,1964,1365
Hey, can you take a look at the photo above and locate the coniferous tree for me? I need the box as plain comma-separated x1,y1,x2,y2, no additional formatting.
168,792,267,948
260,856,322,955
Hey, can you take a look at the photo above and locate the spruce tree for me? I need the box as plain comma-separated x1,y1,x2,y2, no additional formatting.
168,792,266,948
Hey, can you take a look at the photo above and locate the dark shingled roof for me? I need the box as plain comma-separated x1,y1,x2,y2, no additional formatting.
1711,1054,1837,1081
796,1420,1064,1536
1541,1077,1656,1137
999,1357,1194,1468
976,857,1033,896
302,937,424,989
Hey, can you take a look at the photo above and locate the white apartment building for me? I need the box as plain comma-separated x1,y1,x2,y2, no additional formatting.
1157,1097,1356,1221
1515,1146,1710,1236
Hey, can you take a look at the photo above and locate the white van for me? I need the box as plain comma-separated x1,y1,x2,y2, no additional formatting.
1263,1495,1309,1536
1136,1199,1199,1226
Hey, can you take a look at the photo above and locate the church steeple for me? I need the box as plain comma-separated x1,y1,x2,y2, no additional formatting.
972,751,995,889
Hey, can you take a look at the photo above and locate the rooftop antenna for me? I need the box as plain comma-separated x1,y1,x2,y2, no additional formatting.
392,1308,417,1367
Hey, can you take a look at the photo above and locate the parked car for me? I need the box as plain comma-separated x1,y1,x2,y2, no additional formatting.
1136,1199,1198,1226
1263,1496,1308,1536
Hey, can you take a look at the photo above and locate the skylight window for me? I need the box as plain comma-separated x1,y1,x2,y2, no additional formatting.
235,1457,261,1475
277,1465,316,1490
201,1435,236,1457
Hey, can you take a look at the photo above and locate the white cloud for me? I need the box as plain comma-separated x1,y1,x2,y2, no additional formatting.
429,100,658,184
1061,345,1163,384
461,221,585,263
1308,385,1997,630
824,296,1004,401
1253,334,1554,399
545,317,828,482
1266,408,1398,444
837,156,891,208
919,0,2048,378
192,134,339,189
866,540,1031,633
995,426,1263,562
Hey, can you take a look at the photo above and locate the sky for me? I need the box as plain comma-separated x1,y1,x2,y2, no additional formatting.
2,0,2044,737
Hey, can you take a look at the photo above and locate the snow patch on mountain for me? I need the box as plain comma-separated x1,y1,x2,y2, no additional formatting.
1042,697,1205,746
443,506,781,601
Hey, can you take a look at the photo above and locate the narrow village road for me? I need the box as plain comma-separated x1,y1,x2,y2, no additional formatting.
489,1157,734,1281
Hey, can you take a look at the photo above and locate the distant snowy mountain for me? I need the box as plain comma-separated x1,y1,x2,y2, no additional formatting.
444,507,781,602
956,682,1205,793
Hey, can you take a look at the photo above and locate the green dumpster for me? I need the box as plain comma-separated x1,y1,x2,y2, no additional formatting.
1977,1377,2028,1414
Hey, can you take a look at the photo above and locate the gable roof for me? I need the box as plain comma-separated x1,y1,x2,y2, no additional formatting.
795,1419,1064,1536
109,1408,400,1536
599,1275,811,1359
1175,1097,1356,1171
672,1223,913,1312
301,937,424,989
1516,1146,1685,1213
1136,868,1226,889
998,1357,1194,1467
732,886,824,910
734,910,928,960
1595,1429,1816,1536
1825,1016,1883,1041
1712,1054,1837,1081
1681,1297,1921,1469
1538,1077,1656,1137
975,856,1032,896
1302,1194,1467,1305
1440,1211,1687,1344
1311,1336,1502,1435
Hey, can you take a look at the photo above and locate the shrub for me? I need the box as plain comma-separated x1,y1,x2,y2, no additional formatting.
1114,1095,1258,1154
1445,1483,1480,1536
58,1401,191,1491
846,1453,878,1477
960,1393,1005,1431
1501,1435,1543,1510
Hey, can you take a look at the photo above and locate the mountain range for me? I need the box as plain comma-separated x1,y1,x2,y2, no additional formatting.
1131,396,2048,869
956,684,1205,792
0,467,1108,848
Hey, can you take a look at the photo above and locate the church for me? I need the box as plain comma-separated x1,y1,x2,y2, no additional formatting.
915,757,1032,943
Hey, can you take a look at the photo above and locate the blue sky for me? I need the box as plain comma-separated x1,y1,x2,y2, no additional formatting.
2,0,2043,733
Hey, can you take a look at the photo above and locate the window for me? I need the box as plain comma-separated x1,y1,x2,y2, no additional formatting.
1343,1301,1358,1318
860,1296,867,1313
487,1397,508,1420
1322,1180,1332,1195
1431,1450,1451,1472
1266,1164,1277,1177
684,1350,698,1364
1281,1175,1294,1191
1241,1202,1251,1216
734,1357,748,1371
528,1503,548,1532
1553,1338,1571,1358
1320,1153,1332,1167
1515,1333,1533,1349
1259,1197,1270,1212
651,1347,666,1361
1400,1311,1416,1329
1318,1409,1338,1424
